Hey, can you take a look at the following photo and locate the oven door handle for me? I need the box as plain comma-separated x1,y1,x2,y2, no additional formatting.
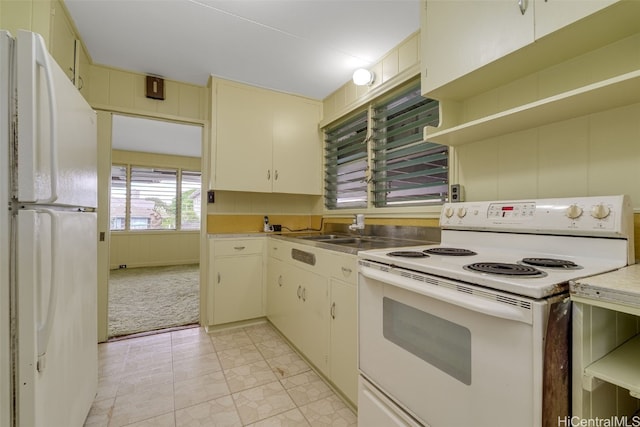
360,265,532,324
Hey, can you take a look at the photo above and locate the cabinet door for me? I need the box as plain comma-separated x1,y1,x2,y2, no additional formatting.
266,258,286,331
534,0,619,40
50,4,77,83
213,254,263,325
272,94,322,195
330,278,358,405
297,268,329,375
421,0,534,96
214,82,272,192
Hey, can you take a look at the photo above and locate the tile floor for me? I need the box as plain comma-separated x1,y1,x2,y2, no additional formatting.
84,322,357,427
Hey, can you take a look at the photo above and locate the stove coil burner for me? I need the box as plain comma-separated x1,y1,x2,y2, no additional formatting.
424,247,477,256
520,258,582,270
386,251,430,258
463,262,547,278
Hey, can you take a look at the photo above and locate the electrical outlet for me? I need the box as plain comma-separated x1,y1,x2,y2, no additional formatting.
451,184,465,203
119,264,127,269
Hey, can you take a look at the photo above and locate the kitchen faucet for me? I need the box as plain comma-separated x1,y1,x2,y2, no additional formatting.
348,214,365,232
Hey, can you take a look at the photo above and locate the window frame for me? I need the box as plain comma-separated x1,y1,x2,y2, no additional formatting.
323,79,448,211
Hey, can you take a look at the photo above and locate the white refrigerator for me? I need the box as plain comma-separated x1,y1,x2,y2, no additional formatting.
1,30,98,427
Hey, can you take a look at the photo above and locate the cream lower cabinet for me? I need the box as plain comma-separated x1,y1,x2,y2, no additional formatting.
327,254,358,405
266,239,358,405
266,241,328,375
209,238,265,326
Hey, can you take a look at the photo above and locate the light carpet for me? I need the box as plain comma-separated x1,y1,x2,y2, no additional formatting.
108,264,199,338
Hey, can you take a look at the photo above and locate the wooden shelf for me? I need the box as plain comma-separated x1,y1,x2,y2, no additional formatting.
584,334,640,399
424,70,640,146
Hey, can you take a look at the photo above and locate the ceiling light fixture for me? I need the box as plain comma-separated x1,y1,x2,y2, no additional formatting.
352,68,375,86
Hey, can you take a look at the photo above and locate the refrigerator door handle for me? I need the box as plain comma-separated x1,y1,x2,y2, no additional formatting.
18,30,59,204
32,33,59,204
35,209,59,372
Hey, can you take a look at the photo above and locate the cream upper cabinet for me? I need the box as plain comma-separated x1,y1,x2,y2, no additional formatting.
534,0,619,40
50,3,78,84
272,94,322,194
214,82,273,193
421,0,534,97
212,79,322,195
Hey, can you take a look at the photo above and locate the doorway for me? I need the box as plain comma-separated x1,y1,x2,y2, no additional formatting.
105,115,203,339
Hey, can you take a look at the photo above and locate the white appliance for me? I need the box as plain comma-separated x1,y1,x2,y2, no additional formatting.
357,195,634,427
0,30,98,427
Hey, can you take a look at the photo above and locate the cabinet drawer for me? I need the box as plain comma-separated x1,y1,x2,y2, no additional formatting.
326,253,357,285
268,239,290,260
214,239,263,256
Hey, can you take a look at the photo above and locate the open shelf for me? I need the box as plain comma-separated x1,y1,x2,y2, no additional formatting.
584,334,640,399
424,70,640,146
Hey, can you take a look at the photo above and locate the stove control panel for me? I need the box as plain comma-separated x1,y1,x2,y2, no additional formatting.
440,195,633,237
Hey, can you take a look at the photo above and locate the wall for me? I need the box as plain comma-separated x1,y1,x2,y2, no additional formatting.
0,0,52,46
322,31,421,127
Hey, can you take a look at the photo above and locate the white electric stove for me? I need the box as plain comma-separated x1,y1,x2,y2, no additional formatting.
357,195,635,427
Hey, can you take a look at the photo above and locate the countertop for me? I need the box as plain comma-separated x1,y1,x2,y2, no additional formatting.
208,232,436,255
570,263,640,316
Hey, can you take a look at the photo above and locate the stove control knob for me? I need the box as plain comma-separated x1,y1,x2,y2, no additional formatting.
444,206,455,218
456,207,467,218
565,204,583,219
591,203,611,220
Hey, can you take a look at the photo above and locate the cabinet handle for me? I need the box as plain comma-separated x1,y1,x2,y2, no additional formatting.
518,0,527,15
341,267,352,276
275,170,279,181
267,170,271,180
330,302,336,319
77,76,84,90
278,275,283,287
302,287,306,302
233,246,246,251
217,273,221,284
297,285,302,299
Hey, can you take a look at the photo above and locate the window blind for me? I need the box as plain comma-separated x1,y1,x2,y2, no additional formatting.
110,165,127,230
130,167,178,230
372,85,447,207
324,111,369,209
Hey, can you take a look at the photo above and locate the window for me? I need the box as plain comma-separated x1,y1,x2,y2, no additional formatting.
110,165,201,231
323,80,447,210
324,111,369,209
372,84,447,207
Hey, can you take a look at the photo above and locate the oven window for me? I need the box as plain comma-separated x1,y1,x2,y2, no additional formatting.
383,297,471,385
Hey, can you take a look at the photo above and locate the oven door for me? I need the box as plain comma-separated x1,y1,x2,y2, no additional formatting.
358,261,547,427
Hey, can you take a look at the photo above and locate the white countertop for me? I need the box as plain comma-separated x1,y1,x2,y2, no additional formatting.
570,263,640,316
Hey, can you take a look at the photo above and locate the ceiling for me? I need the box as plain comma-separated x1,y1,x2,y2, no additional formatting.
64,0,421,100
112,115,202,157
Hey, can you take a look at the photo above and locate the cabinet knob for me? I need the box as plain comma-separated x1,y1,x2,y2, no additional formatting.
233,246,246,251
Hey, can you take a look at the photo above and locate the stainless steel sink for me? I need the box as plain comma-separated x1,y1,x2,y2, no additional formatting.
298,234,410,247
300,234,350,241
